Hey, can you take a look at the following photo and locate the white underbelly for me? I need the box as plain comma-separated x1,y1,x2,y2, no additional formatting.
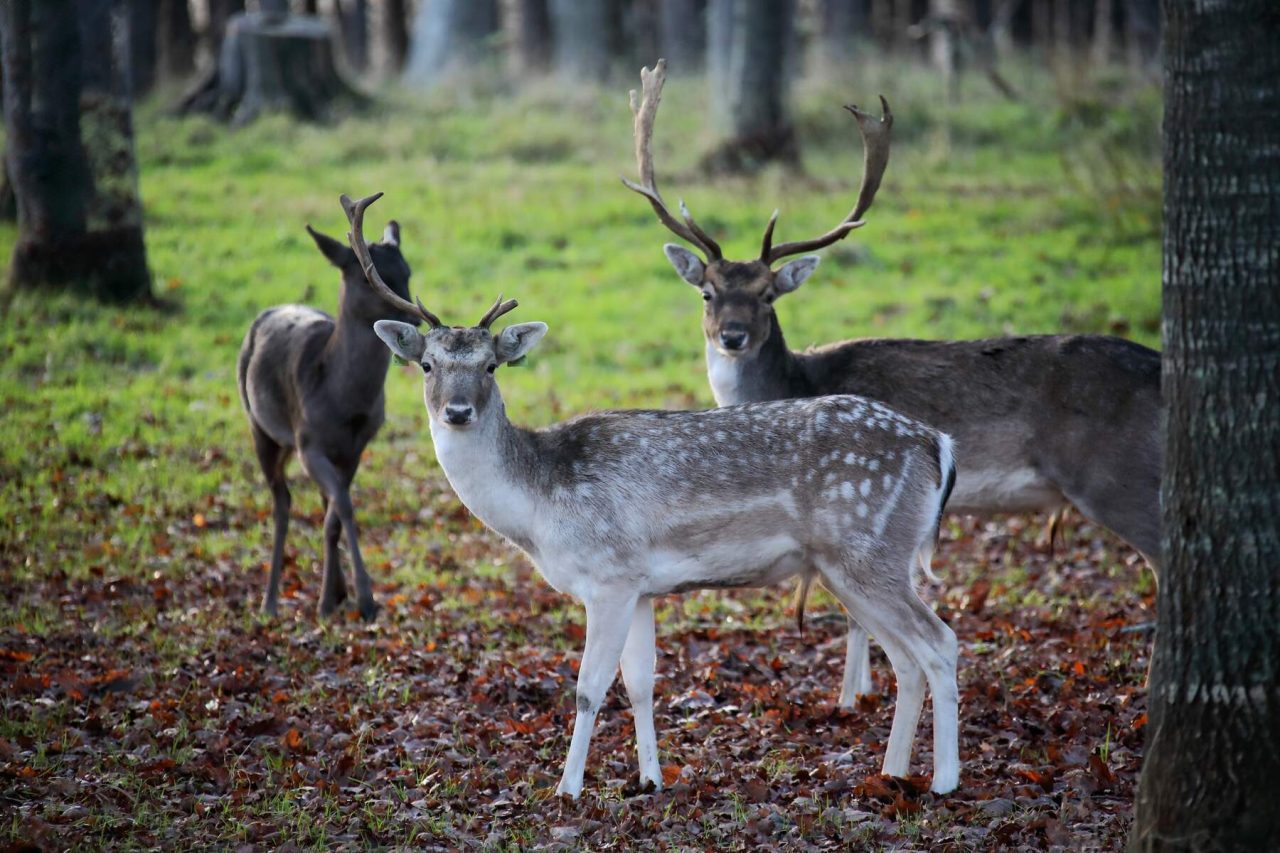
647,533,805,595
946,467,1064,514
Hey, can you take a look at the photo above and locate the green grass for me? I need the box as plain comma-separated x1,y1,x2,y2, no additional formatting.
0,59,1159,586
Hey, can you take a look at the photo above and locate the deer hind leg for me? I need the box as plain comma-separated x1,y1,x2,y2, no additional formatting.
251,425,292,616
822,561,960,793
558,590,638,799
320,500,348,613
839,618,874,707
619,596,661,789
303,450,378,621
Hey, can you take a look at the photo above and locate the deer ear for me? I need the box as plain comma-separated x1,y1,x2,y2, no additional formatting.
383,221,400,247
374,320,426,363
774,256,820,294
664,244,705,287
307,224,355,268
495,322,548,364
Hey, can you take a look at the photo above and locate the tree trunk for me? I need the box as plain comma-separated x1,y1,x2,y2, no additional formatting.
929,0,958,101
660,0,706,73
203,0,246,70
1091,0,1112,64
2,0,152,301
337,0,369,73
1124,0,1160,71
622,0,660,73
371,0,409,78
508,0,553,77
818,0,869,67
1129,1,1280,850
704,0,798,174
128,0,158,96
158,0,196,82
707,0,732,99
548,0,620,82
404,0,500,84
179,12,364,125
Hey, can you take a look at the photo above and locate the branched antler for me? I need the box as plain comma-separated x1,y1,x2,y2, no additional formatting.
476,294,519,330
621,59,723,261
339,192,442,328
761,97,894,265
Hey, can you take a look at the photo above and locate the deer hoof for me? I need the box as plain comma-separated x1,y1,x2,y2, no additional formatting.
357,598,380,622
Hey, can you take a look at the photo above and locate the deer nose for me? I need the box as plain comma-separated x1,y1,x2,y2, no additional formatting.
443,402,474,425
719,327,749,352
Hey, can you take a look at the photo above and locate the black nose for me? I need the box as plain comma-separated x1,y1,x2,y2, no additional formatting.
719,329,748,351
443,403,474,425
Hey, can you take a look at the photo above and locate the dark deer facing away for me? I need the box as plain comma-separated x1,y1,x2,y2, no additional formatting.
344,191,962,797
624,60,1161,701
236,204,417,620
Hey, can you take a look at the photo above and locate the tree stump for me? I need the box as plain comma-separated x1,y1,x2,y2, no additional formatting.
179,12,365,125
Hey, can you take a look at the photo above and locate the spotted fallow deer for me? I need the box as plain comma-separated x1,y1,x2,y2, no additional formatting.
236,206,418,620
343,192,963,797
623,60,1161,703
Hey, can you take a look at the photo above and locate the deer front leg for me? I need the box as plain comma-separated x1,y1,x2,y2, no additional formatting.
557,591,638,799
620,596,661,789
839,618,873,707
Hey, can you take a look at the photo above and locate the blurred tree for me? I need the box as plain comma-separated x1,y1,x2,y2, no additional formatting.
1131,1,1280,849
704,0,798,173
548,0,621,80
405,0,499,84
508,0,553,77
158,0,196,82
817,0,869,67
1,0,153,301
1124,0,1159,70
623,0,660,72
128,0,158,96
660,0,706,72
179,0,363,124
204,0,246,68
337,0,369,73
372,0,410,78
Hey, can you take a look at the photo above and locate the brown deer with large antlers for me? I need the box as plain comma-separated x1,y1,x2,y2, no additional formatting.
237,203,418,620
624,60,1161,704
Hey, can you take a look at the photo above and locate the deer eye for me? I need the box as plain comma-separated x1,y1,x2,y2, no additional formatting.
421,362,432,374
486,363,497,374
763,293,776,305
702,291,713,302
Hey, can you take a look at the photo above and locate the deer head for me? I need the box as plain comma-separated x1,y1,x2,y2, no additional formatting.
623,59,892,359
343,189,547,429
305,218,415,325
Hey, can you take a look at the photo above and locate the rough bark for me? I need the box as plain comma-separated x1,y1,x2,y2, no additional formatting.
508,0,553,77
157,0,196,82
1130,1,1280,850
404,0,500,84
704,0,798,174
660,0,706,73
2,0,152,301
548,0,620,81
179,12,364,125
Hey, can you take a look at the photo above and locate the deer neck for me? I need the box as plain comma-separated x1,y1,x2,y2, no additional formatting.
705,313,803,406
428,400,541,554
325,305,392,407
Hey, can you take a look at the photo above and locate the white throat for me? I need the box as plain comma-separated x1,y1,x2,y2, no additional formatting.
428,412,539,548
706,342,748,407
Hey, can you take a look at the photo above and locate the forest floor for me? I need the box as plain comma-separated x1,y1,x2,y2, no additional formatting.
1,59,1161,849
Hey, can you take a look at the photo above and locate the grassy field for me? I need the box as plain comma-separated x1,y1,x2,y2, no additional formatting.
1,57,1161,848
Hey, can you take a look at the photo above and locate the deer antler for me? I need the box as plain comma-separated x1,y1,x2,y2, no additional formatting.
339,192,442,328
621,59,723,261
761,97,893,265
476,294,519,330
